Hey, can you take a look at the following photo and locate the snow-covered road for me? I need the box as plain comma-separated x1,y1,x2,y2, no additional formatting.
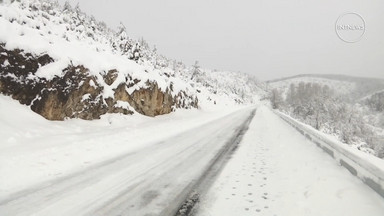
0,102,256,216
196,106,384,216
1,100,384,216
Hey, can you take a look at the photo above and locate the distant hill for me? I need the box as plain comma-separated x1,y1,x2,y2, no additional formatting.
267,74,384,101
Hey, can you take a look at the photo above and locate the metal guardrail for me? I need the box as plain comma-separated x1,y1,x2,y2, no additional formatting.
273,110,384,198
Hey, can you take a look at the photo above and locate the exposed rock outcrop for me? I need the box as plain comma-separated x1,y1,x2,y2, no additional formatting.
0,44,53,105
130,82,176,116
30,65,108,120
0,45,198,120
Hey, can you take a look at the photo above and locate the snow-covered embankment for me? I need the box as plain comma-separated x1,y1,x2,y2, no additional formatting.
274,110,384,198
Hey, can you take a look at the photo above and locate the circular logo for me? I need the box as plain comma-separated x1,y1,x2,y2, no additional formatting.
335,12,365,43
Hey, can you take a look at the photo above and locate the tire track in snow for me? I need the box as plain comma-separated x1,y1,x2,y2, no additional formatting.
0,107,256,216
175,109,256,216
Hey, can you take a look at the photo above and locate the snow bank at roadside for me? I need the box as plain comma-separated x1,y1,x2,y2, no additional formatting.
275,110,384,198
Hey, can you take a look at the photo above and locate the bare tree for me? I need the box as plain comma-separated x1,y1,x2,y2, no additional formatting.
270,88,283,109
190,60,201,81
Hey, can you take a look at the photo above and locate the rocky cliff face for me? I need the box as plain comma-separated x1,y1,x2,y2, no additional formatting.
0,44,198,120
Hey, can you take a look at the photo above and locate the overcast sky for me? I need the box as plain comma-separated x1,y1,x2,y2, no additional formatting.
59,0,384,81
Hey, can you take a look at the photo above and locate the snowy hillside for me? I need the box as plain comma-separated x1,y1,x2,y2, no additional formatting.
267,74,384,159
268,74,384,100
268,75,356,98
0,0,262,120
192,68,262,108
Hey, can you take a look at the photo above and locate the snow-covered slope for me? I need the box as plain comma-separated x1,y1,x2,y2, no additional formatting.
266,74,384,159
194,69,262,108
0,0,262,120
361,89,384,101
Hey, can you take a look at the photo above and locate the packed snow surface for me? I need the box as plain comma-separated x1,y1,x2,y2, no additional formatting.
196,106,384,216
1,97,384,216
0,95,255,215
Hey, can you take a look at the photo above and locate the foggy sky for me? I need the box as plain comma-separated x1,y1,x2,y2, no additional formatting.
58,0,384,81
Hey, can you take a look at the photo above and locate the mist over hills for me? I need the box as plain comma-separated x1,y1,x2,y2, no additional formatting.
267,73,384,101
